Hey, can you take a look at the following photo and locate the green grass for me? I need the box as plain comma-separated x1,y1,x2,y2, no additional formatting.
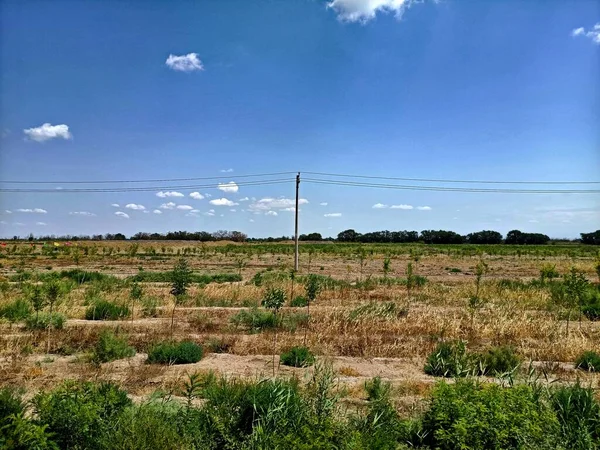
127,271,241,283
280,346,315,367
147,341,203,365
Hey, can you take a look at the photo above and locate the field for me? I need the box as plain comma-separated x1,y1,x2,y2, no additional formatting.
1,240,599,448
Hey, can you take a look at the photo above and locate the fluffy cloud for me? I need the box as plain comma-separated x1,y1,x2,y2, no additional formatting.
320,202,328,206
111,203,120,207
324,213,342,217
572,24,600,43
165,53,204,72
176,205,193,210
16,208,47,214
36,222,47,226
69,211,96,217
372,203,388,209
153,209,162,214
328,0,416,23
160,202,176,210
23,123,72,142
156,191,184,198
265,211,278,216
391,204,413,210
417,206,432,211
125,203,145,210
218,182,239,193
190,192,205,200
249,197,308,212
210,198,238,207
220,168,233,173
115,211,129,219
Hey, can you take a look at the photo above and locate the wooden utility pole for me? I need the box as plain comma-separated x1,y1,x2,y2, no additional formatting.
294,172,300,271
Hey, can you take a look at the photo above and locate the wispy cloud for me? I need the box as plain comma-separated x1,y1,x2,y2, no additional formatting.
165,53,204,72
176,205,193,210
36,222,47,226
249,197,308,212
153,209,162,214
417,206,432,211
156,191,184,198
391,204,413,210
125,203,145,210
328,0,417,23
204,209,215,217
265,211,278,216
372,203,388,209
319,202,328,206
111,203,120,208
572,23,600,44
239,197,250,202
115,211,129,219
4,210,12,214
23,123,72,142
220,168,234,173
160,202,176,210
69,211,96,217
210,198,238,207
218,182,239,193
324,213,342,217
16,208,47,214
190,192,205,200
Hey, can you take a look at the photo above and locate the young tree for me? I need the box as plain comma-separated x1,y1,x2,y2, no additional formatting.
405,262,415,305
29,285,46,321
303,274,322,345
261,287,286,376
129,282,143,323
44,280,61,315
468,260,488,330
383,257,391,279
563,267,589,335
170,258,192,338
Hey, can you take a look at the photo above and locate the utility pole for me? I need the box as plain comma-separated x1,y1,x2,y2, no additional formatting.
294,172,300,271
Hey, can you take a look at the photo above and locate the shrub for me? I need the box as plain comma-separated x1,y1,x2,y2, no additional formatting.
575,351,600,372
33,381,131,450
475,346,521,376
204,337,233,354
290,295,308,307
551,382,600,448
25,312,66,330
280,346,315,367
581,286,600,321
147,341,203,365
0,299,31,323
0,387,25,424
424,341,473,378
0,413,59,450
92,330,136,364
540,263,560,282
422,380,559,449
85,300,130,320
231,308,279,331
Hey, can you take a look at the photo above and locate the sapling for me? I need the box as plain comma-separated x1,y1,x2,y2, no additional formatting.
129,282,143,323
563,267,588,335
261,287,286,376
468,260,488,330
383,257,391,279
303,274,322,345
170,258,192,338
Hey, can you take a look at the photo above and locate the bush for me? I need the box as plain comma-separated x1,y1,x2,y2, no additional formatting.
551,382,600,448
33,381,131,450
147,341,203,365
422,380,559,449
85,300,130,320
128,271,241,284
0,387,25,424
280,346,315,367
92,330,136,364
581,286,600,321
25,312,66,330
540,263,560,282
0,299,31,323
424,341,473,378
230,308,279,331
575,351,600,372
290,295,308,307
0,413,59,450
475,346,521,376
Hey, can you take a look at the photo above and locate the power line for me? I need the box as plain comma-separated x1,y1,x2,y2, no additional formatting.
0,171,297,185
302,171,600,185
303,178,600,194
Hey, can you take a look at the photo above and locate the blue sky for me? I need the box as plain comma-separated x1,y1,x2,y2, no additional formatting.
1,0,598,239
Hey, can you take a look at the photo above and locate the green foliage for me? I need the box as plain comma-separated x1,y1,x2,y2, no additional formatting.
261,287,286,311
475,346,521,376
304,273,323,302
424,341,474,378
170,257,192,299
231,307,279,331
129,282,143,301
422,380,559,449
27,285,47,317
33,381,131,450
25,313,66,330
92,330,136,364
575,351,600,372
0,387,25,422
43,280,62,313
129,271,241,284
85,300,130,320
147,341,203,365
540,263,560,282
250,270,288,287
550,382,600,448
290,295,308,307
0,413,59,450
280,346,315,367
581,285,600,320
0,299,31,323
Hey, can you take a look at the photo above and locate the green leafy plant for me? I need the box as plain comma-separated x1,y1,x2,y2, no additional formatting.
91,330,135,364
147,341,203,365
424,341,473,378
551,382,600,448
261,287,286,375
575,351,600,372
563,267,589,334
170,257,192,337
0,299,31,326
475,346,521,376
280,346,315,367
382,256,391,278
540,263,559,283
303,274,322,345
129,281,143,322
290,295,308,307
25,312,65,331
28,284,47,321
84,300,130,320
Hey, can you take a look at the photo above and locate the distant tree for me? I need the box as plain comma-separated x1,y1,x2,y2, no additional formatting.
466,230,503,245
337,229,360,242
581,230,600,245
299,233,323,241
421,230,464,244
506,230,549,245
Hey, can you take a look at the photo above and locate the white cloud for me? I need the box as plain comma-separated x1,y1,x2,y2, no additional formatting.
16,208,47,214
143,210,150,214
239,197,250,202
115,211,129,219
249,197,308,212
249,219,255,223
153,209,162,214
176,205,193,210
125,203,145,210
320,202,328,206
204,193,212,198
111,203,120,207
210,198,238,207
281,207,296,212
156,191,184,198
165,53,204,72
572,23,600,44
328,0,416,23
372,203,388,209
324,213,342,217
69,211,96,217
36,222,47,226
204,209,215,216
218,181,239,193
417,206,432,211
220,168,233,173
265,211,278,216
190,192,205,200
160,202,176,210
4,210,12,214
391,204,413,210
230,209,237,212
190,209,200,213
23,123,72,142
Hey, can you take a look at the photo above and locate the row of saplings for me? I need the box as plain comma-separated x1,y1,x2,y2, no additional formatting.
1,366,599,449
